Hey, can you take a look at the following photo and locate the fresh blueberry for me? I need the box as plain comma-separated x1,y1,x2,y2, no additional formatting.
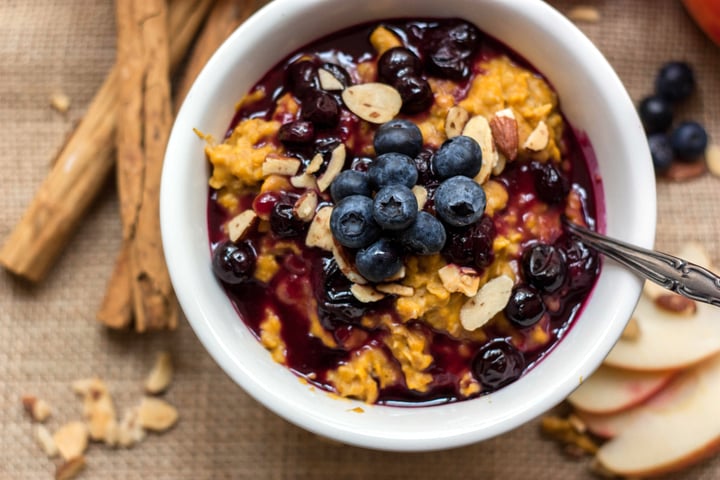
442,215,495,269
655,61,695,102
432,135,482,179
638,95,673,134
285,59,318,99
377,47,423,84
368,152,419,189
330,195,381,249
278,120,315,144
521,243,566,293
270,198,307,238
373,185,418,231
670,121,708,161
320,62,352,88
471,339,525,392
505,285,546,329
330,170,372,202
532,162,570,205
434,176,486,227
394,74,434,114
355,237,404,283
212,240,257,285
301,90,340,128
400,211,446,255
647,133,674,174
374,119,424,158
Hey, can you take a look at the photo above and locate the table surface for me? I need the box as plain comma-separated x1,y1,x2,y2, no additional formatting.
1,1,719,478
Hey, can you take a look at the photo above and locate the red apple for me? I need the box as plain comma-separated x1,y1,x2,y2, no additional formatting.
683,0,720,46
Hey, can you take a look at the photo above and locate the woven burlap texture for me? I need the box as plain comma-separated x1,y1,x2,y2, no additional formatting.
1,0,719,478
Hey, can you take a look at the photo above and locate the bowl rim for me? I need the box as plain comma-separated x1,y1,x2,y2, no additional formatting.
161,0,656,451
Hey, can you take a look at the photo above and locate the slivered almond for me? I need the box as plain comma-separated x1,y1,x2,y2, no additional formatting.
438,264,481,297
664,160,707,181
460,275,514,331
55,456,86,480
262,155,301,176
22,395,52,422
621,317,641,341
53,421,88,461
290,173,318,190
445,105,470,138
144,351,173,395
655,293,697,316
227,210,257,242
306,153,324,174
317,143,346,192
376,283,414,297
490,114,518,161
318,68,345,91
463,115,497,184
706,144,720,177
72,378,116,442
350,284,386,303
524,121,549,152
411,185,428,210
305,206,334,251
341,83,402,124
332,244,368,284
293,190,318,222
34,424,58,457
137,397,179,432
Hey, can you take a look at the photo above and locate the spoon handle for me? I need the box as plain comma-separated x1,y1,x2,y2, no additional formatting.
564,220,720,307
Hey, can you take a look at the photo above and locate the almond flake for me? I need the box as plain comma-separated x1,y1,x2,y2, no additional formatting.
290,173,318,190
53,421,88,461
621,317,641,341
317,143,346,191
137,397,179,432
262,155,301,177
460,275,514,331
34,424,58,457
332,244,368,285
22,395,52,422
492,154,506,176
655,293,697,316
144,351,173,395
438,264,481,297
445,105,470,138
306,153,324,174
350,284,386,303
524,121,549,152
376,283,414,296
463,115,497,184
411,185,428,210
490,114,519,161
117,407,146,448
318,68,345,91
568,6,601,23
341,83,402,124
664,159,707,181
706,144,720,177
55,456,86,480
227,210,258,242
293,190,318,222
305,206,334,251
386,264,406,282
72,378,117,442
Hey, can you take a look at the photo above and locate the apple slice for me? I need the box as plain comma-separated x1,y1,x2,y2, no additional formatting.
595,353,720,477
568,365,675,414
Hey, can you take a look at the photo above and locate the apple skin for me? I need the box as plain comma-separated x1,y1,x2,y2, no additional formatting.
683,0,720,45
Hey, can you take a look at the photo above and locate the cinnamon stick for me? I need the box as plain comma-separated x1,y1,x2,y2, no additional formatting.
0,0,213,283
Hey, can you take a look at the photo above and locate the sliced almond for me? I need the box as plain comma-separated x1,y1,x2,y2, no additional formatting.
524,120,549,152
490,114,519,161
411,185,428,210
332,244,368,285
22,395,52,422
262,154,301,177
293,190,318,222
316,143,346,192
137,397,179,432
654,293,697,316
306,153,325,174
463,115,497,184
305,206,334,251
290,172,319,190
350,284,386,303
318,68,345,91
664,160,707,181
445,105,470,138
460,275,514,331
568,6,601,23
55,456,86,480
621,316,641,341
376,283,414,297
117,407,146,448
34,424,58,457
53,421,89,461
706,144,720,177
386,264,406,282
492,154,507,176
341,83,402,124
227,210,258,242
144,351,174,395
438,264,481,297
72,378,117,442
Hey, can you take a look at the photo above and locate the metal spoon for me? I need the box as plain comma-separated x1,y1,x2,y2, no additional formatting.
563,219,720,307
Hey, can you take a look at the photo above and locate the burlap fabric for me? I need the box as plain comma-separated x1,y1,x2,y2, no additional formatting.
1,1,719,478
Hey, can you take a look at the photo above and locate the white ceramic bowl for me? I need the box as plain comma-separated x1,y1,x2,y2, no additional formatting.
161,0,655,452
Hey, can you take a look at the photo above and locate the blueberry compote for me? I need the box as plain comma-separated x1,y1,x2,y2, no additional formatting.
206,19,604,406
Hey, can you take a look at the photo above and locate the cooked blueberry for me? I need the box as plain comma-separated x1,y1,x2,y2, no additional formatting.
301,90,340,128
426,41,470,80
355,237,404,283
320,62,352,88
655,61,695,102
317,258,367,328
554,234,599,294
350,156,373,172
286,59,318,99
394,75,434,114
330,170,372,202
368,152,419,189
270,198,307,238
400,211,446,255
442,214,495,269
471,339,525,392
212,240,256,285
377,47,423,83
532,162,570,205
424,21,480,80
505,285,546,329
647,133,674,174
374,119,424,158
330,195,381,248
371,185,418,231
413,148,436,185
638,95,673,134
521,243,566,293
278,120,315,144
434,176,486,227
432,135,482,179
670,121,708,161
